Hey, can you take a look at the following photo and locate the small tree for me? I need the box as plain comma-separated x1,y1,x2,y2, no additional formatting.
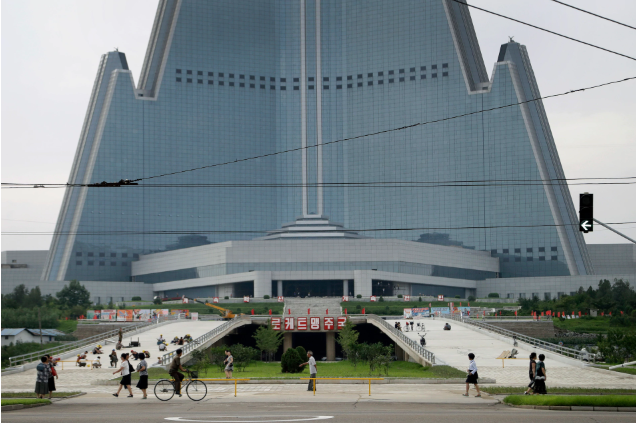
56,280,91,308
132,296,142,301
232,344,259,372
253,321,284,362
468,295,476,302
207,346,228,371
190,350,210,376
153,297,162,305
281,348,304,373
337,319,359,361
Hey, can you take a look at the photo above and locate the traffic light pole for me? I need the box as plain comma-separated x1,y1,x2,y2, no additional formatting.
593,218,636,244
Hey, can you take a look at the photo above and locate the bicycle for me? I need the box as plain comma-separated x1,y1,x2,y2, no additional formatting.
154,369,207,401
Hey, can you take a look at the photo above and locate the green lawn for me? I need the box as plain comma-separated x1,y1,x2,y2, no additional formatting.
482,386,636,395
1,391,81,399
503,394,636,407
1,399,51,406
56,319,78,333
132,361,466,380
121,303,285,316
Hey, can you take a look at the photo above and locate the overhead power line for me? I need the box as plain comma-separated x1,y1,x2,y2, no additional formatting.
3,180,636,189
451,0,636,61
3,221,636,236
2,75,635,189
550,0,636,31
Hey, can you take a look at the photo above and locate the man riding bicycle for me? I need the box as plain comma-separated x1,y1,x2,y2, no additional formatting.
169,349,187,397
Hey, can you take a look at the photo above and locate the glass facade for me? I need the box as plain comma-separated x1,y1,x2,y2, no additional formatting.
45,0,591,283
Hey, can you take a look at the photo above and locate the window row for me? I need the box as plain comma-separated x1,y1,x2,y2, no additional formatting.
76,252,139,258
75,261,129,266
502,256,558,262
175,73,449,87
174,64,450,82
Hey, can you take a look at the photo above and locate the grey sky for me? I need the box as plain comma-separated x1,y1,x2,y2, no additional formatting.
2,0,635,251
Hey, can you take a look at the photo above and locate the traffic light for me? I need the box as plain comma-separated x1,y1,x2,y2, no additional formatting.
579,193,593,232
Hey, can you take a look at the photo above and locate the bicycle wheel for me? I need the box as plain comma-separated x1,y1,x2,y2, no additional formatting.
154,379,176,401
186,380,207,401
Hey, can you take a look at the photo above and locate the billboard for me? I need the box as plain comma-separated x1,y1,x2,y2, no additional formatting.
117,310,133,321
431,307,450,315
101,310,116,320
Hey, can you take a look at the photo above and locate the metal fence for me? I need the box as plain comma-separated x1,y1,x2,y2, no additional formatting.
7,315,178,368
447,314,595,361
159,317,249,366
363,315,436,365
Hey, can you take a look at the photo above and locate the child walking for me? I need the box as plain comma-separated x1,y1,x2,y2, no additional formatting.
463,353,481,397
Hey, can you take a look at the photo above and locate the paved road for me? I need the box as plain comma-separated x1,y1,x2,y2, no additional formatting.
3,400,634,422
387,318,636,387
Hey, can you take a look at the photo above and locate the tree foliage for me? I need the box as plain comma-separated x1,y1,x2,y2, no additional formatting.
252,321,284,362
519,279,636,316
231,344,259,372
336,319,359,360
596,329,636,363
56,280,91,309
281,348,304,373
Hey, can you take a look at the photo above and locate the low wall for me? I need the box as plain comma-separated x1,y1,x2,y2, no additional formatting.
484,321,556,338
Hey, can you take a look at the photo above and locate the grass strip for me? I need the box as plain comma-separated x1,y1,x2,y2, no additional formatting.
1,391,81,399
129,362,466,380
503,395,636,407
1,399,51,406
483,386,636,395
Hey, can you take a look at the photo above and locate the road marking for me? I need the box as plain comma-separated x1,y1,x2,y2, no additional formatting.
165,417,333,422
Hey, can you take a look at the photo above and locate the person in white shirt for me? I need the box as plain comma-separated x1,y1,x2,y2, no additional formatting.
463,353,481,397
92,357,101,369
112,353,134,398
299,351,317,392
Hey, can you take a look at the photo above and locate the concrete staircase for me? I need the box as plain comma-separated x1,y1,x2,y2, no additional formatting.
283,297,342,316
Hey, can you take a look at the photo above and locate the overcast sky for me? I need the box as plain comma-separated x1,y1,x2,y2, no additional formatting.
2,0,635,251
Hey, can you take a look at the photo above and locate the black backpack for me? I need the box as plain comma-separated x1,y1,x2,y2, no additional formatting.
127,361,135,374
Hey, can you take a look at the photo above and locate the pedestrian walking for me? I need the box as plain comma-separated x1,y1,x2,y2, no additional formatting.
118,327,123,343
524,352,537,395
224,349,234,379
533,354,547,394
299,351,317,392
463,353,481,397
113,353,134,398
409,321,414,331
136,353,149,399
35,356,51,399
169,349,186,397
46,354,58,399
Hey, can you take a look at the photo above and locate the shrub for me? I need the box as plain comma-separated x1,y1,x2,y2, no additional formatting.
397,294,403,298
454,295,460,299
468,295,476,302
153,298,162,305
131,296,141,301
379,296,385,302
356,294,362,299
355,304,361,311
418,297,422,302
488,293,500,298
295,346,307,364
281,348,304,373
232,344,259,372
207,346,228,371
224,296,229,300
263,295,270,299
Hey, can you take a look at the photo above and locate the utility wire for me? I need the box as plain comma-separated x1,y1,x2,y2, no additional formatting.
3,181,636,189
451,0,636,61
3,75,635,188
550,0,636,31
3,221,636,236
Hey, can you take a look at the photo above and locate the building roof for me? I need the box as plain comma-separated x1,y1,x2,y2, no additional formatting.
1,328,26,336
1,328,66,337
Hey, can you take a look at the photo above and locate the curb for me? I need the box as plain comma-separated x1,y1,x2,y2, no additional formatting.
508,404,636,412
1,403,50,412
94,377,496,386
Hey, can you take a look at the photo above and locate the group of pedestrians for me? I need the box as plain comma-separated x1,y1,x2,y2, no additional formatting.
34,354,58,399
112,352,149,399
523,352,548,395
